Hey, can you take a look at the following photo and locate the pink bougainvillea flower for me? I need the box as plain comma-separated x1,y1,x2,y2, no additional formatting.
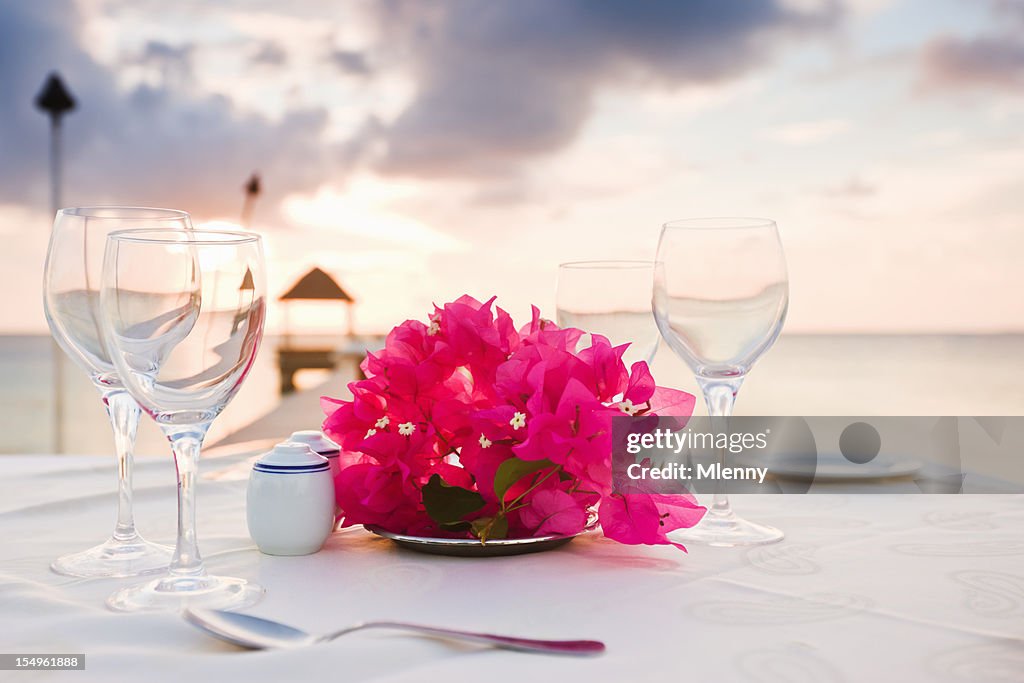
458,440,516,500
623,361,656,406
322,295,701,550
520,489,589,536
598,492,706,550
334,463,420,531
648,385,697,417
514,377,611,466
519,305,584,352
575,334,629,402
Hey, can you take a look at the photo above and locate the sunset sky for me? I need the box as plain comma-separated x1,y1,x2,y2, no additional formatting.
2,0,1023,334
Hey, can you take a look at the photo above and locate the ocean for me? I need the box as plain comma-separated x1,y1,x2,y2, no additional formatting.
0,334,339,456
1,334,1022,456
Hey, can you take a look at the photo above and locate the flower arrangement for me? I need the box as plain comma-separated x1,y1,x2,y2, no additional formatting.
321,295,706,550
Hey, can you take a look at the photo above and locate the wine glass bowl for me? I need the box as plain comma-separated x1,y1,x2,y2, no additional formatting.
653,218,788,379
45,207,195,381
99,228,266,611
43,207,190,578
556,260,660,367
101,230,265,422
653,218,789,547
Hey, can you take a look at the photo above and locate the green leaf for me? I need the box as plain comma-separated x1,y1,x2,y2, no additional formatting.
422,474,485,526
493,457,555,502
491,515,509,539
470,517,492,540
471,515,509,543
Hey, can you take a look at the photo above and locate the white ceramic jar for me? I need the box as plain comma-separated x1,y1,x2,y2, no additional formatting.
287,430,341,478
288,430,343,520
247,442,335,556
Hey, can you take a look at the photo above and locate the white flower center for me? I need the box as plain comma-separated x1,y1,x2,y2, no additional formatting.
510,412,527,430
398,422,416,436
375,416,390,429
479,434,492,449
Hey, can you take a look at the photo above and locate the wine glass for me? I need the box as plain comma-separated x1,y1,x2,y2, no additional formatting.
43,207,188,577
556,261,660,367
99,228,266,611
653,218,788,546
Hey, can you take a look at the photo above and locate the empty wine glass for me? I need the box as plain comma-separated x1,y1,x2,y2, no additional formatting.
43,207,187,577
556,261,660,367
653,218,788,546
99,228,266,611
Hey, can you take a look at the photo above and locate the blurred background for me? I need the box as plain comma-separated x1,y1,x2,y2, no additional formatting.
1,0,1022,455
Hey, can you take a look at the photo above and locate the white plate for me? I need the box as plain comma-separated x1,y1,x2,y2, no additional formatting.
765,451,922,481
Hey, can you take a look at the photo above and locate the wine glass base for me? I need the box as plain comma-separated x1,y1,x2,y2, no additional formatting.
107,574,264,613
670,512,784,548
51,536,173,578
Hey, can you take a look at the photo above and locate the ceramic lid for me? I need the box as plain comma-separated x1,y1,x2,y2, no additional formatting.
288,430,340,456
253,442,329,473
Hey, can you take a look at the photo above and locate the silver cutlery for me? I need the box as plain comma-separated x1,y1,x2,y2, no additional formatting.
184,608,605,656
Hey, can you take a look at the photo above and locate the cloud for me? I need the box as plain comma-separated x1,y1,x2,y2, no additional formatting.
919,33,1024,92
280,182,466,253
366,0,842,178
992,0,1024,22
327,49,371,76
250,41,288,67
0,0,335,218
1,0,847,221
818,176,877,199
763,118,852,144
134,40,194,68
0,0,845,223
126,40,195,89
917,1,1024,93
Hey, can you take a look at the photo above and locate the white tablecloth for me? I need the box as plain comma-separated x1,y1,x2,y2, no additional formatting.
1,453,1022,682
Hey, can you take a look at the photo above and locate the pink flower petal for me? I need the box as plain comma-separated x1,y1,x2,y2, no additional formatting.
520,489,588,536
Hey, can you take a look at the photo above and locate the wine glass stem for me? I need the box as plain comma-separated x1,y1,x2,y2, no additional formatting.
103,390,141,542
698,378,743,519
167,430,209,578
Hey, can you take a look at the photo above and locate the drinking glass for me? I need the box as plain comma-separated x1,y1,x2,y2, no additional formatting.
43,207,188,577
653,218,788,546
556,261,660,367
99,228,266,611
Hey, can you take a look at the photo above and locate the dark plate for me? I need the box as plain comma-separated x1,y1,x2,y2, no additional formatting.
364,526,583,557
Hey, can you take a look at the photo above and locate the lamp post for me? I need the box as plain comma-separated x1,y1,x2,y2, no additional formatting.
35,73,76,218
241,172,261,228
35,72,76,453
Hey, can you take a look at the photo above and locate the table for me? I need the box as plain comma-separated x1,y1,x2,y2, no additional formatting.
1,453,1022,682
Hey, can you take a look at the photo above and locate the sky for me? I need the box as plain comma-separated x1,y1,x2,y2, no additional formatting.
1,0,1023,334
